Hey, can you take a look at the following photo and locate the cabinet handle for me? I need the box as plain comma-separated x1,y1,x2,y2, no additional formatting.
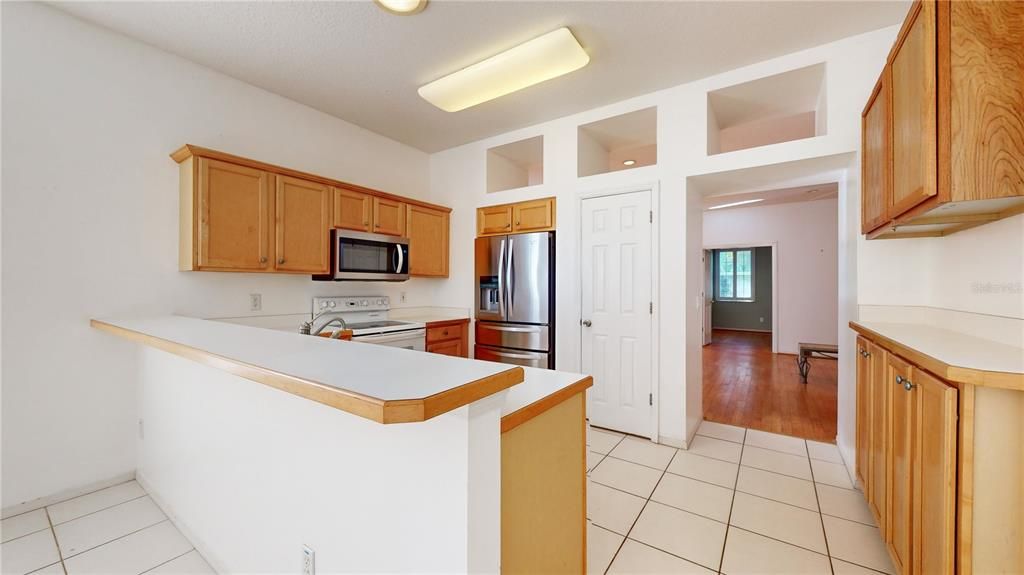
278,258,285,265
903,379,914,391
895,375,903,385
260,256,268,264
505,224,511,229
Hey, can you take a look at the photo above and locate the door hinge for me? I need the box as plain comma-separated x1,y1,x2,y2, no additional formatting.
649,211,653,223
649,302,653,314
649,393,653,406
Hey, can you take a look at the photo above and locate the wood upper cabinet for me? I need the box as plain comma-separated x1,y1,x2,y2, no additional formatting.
478,197,556,237
912,368,957,575
890,0,938,218
193,157,271,271
886,353,914,575
372,196,406,236
478,204,514,236
333,187,372,232
861,0,1024,238
861,72,891,234
512,198,555,232
406,204,449,277
275,175,331,274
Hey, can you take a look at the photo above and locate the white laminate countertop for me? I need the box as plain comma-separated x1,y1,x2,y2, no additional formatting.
854,320,1024,375
502,367,591,417
94,315,516,403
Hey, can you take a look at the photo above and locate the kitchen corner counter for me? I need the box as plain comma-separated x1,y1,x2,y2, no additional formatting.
91,315,523,423
850,320,1024,390
500,368,592,432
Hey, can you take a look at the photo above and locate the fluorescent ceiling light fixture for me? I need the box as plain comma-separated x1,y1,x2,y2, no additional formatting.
374,0,427,14
622,159,636,166
418,27,590,112
707,198,764,210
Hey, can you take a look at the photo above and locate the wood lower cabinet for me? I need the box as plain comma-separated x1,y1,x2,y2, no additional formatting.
187,157,272,271
372,196,406,236
478,197,556,237
852,323,1020,575
406,204,449,277
425,319,469,358
333,187,372,232
860,0,1024,239
275,175,331,274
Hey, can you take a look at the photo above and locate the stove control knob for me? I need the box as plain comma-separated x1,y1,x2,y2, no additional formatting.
361,300,368,306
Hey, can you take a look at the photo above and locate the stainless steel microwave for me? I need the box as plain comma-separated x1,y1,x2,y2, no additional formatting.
313,230,409,282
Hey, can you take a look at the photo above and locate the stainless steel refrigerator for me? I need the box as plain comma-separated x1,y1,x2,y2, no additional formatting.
474,231,555,368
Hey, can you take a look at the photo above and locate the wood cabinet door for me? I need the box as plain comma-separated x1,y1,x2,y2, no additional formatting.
868,341,888,529
513,198,555,232
886,353,915,575
890,0,937,218
912,369,957,575
855,337,871,486
478,205,514,236
333,187,372,232
406,204,449,277
862,71,891,233
197,158,271,271
372,196,406,236
275,175,331,273
427,339,463,357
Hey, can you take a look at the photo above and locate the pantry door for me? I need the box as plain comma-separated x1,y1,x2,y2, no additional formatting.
581,190,653,437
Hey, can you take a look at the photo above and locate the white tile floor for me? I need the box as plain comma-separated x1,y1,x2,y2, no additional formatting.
0,481,213,575
587,421,895,575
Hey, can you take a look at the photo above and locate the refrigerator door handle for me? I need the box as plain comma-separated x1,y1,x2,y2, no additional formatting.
507,237,515,311
497,238,506,319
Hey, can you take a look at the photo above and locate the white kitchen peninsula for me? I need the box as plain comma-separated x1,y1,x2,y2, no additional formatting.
92,316,590,574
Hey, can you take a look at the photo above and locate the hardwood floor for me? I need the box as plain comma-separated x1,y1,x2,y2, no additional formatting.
702,329,837,442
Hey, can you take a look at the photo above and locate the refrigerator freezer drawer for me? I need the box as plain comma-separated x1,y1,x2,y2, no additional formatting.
476,322,550,352
475,345,551,369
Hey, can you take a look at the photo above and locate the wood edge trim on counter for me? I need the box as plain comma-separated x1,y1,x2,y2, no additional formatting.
170,144,452,214
500,377,594,433
91,319,524,424
849,321,1024,391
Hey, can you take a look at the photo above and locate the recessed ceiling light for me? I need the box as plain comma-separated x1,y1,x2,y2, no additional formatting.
418,27,590,112
707,198,764,210
623,159,636,166
374,0,427,15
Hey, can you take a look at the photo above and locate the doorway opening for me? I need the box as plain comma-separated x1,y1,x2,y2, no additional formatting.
698,181,840,442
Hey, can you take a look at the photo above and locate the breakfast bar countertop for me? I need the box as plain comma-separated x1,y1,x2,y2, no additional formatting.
91,315,523,424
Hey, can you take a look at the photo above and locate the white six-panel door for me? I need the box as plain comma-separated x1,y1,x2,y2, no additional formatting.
581,190,653,437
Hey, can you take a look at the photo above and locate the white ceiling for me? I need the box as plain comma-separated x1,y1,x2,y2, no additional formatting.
53,1,909,152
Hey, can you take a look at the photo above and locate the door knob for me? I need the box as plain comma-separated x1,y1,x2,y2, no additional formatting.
582,319,592,327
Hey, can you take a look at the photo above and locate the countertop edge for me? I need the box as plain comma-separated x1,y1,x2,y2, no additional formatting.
91,319,525,423
849,321,1024,391
500,376,593,433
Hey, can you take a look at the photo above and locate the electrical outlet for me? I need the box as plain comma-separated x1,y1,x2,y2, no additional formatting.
759,317,765,323
250,293,262,312
138,419,145,440
302,545,315,575
400,291,407,304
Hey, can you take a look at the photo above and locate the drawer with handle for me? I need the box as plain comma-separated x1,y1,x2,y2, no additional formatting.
426,320,466,344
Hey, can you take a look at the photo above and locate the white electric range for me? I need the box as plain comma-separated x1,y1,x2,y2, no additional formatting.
311,296,426,351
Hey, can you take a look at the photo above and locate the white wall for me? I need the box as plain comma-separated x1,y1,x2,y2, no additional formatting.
431,26,899,447
704,199,839,354
0,3,437,509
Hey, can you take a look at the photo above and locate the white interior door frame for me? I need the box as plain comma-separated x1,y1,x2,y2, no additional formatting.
702,241,779,354
578,182,661,441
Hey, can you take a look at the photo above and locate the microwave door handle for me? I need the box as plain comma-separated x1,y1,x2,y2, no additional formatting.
395,243,404,273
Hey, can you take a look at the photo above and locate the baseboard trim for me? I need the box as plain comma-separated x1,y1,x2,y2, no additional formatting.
712,327,772,334
2,471,136,519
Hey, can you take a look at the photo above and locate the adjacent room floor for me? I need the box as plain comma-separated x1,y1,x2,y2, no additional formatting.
0,481,213,575
586,421,893,574
703,329,837,442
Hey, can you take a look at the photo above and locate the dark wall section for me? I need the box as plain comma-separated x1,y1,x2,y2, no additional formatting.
712,246,772,331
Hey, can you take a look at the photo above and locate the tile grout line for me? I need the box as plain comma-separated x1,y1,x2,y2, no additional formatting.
806,439,836,575
43,507,68,575
58,518,171,563
716,426,747,574
3,480,139,523
602,447,677,574
49,493,150,529
138,547,197,575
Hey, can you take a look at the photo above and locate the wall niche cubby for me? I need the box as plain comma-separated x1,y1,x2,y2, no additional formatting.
486,135,544,194
707,63,827,155
577,107,657,177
